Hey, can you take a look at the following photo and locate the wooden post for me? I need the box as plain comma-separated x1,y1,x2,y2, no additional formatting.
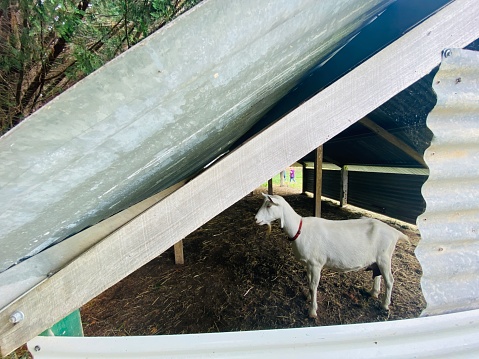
268,178,273,194
280,170,285,187
174,240,184,265
314,146,323,217
302,162,306,194
340,166,349,207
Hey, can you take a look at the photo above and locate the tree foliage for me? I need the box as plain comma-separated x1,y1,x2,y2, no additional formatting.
0,0,202,135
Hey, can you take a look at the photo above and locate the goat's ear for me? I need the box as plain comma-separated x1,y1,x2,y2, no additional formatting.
267,195,279,206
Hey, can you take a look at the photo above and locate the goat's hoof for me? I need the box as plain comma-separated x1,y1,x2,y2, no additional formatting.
308,311,317,319
369,292,379,299
382,304,390,311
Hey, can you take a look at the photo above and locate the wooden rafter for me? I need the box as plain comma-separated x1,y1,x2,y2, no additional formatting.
359,117,428,167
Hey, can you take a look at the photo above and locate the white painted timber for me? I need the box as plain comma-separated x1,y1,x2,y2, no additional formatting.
1,0,479,356
28,310,479,358
0,181,185,311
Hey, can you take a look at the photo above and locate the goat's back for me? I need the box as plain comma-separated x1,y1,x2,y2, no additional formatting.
295,217,404,272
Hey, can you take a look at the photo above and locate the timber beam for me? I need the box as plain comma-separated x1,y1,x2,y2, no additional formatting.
358,117,428,167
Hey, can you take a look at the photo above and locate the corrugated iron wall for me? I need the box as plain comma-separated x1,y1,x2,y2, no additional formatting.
303,166,427,224
347,171,427,223
303,166,341,201
415,48,479,316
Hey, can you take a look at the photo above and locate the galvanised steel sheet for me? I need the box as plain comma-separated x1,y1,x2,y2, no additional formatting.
27,309,479,358
0,0,393,272
416,48,479,316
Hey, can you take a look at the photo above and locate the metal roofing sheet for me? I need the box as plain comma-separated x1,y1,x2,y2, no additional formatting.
27,309,479,358
0,0,394,273
416,48,479,316
233,0,453,168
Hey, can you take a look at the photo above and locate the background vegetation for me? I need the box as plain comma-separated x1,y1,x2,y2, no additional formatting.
0,0,202,135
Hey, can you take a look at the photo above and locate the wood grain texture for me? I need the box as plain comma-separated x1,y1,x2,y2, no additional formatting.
174,241,185,265
0,180,186,310
1,0,479,355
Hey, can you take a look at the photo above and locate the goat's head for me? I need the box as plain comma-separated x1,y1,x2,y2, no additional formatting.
255,193,285,232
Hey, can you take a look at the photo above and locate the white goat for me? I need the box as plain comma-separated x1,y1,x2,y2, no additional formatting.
254,193,408,318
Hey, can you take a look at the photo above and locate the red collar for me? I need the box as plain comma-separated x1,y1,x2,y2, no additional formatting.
289,218,303,241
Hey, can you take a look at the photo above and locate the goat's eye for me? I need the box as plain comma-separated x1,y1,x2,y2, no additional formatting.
266,203,272,208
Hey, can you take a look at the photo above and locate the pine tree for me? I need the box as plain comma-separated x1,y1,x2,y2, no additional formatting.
0,0,201,135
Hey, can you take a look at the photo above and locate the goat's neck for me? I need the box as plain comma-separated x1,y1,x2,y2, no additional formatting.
281,201,302,239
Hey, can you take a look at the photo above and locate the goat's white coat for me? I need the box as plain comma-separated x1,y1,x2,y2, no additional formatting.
255,194,408,318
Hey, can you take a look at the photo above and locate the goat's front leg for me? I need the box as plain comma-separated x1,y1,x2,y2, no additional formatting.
307,263,321,318
306,266,312,302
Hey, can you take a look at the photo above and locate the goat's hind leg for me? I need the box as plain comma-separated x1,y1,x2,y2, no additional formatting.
366,263,382,299
370,275,381,299
378,261,394,310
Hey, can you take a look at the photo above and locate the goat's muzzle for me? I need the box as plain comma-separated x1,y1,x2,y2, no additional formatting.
255,219,272,239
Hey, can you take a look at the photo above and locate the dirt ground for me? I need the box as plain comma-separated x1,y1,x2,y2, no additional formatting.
80,186,425,336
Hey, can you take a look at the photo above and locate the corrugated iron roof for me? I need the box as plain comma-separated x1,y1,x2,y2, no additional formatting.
416,48,479,316
0,0,396,273
233,0,454,169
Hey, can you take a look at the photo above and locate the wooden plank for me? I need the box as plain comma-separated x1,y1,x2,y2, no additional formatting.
359,117,428,167
174,241,185,265
314,146,323,217
0,180,186,311
1,0,479,355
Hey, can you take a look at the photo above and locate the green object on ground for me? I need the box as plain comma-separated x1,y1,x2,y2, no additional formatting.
40,309,83,337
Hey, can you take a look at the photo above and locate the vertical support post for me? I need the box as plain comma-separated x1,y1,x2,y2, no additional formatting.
302,162,307,194
280,170,285,187
314,146,323,217
174,240,184,265
268,178,273,194
340,166,349,207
